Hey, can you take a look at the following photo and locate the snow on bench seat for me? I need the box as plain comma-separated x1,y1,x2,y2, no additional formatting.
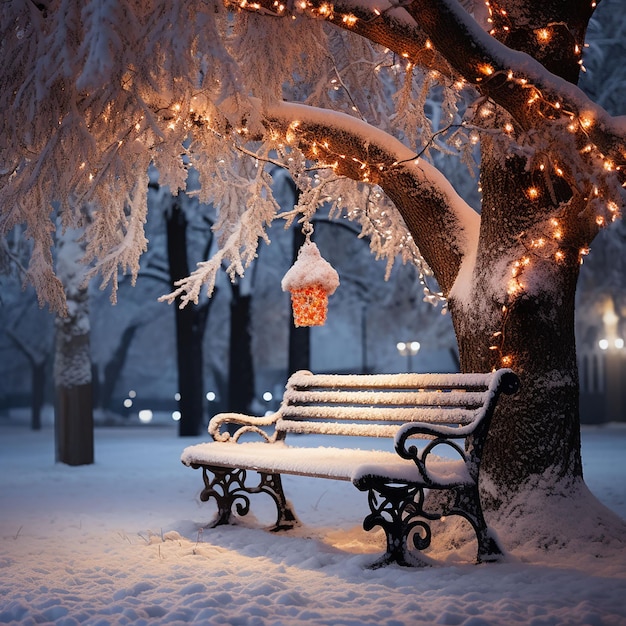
181,441,470,485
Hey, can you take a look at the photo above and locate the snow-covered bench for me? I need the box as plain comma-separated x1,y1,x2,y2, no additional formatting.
181,368,520,567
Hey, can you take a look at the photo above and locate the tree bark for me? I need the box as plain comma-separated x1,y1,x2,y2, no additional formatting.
54,299,94,466
55,382,94,466
228,285,255,416
166,195,208,437
54,227,94,466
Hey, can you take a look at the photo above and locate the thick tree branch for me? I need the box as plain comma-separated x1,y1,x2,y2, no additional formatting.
262,100,479,293
399,0,625,175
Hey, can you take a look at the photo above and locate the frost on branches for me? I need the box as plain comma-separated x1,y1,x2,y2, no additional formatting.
1,0,466,313
0,0,624,318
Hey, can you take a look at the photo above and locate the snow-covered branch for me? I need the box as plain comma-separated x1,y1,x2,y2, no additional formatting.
262,100,479,293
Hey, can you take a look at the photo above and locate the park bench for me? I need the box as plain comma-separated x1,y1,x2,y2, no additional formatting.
181,368,520,567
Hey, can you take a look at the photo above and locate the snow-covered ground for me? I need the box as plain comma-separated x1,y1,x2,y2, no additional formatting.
1,413,625,625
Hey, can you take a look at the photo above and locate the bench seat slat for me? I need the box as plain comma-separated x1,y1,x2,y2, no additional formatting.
288,371,497,390
181,441,471,485
284,389,489,408
279,405,480,425
276,420,403,438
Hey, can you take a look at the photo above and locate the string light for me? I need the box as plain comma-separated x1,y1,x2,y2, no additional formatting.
212,0,623,372
536,28,551,43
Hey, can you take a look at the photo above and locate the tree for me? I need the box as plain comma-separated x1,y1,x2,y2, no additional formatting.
2,0,625,547
164,190,213,436
54,225,94,466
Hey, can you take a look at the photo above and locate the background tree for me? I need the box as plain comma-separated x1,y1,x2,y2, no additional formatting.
1,0,625,549
164,188,213,436
53,225,94,466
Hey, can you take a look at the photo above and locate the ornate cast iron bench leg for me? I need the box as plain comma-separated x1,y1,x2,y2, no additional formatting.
357,478,438,568
196,465,300,531
447,484,503,563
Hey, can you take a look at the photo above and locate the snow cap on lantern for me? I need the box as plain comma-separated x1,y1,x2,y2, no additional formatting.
281,240,340,327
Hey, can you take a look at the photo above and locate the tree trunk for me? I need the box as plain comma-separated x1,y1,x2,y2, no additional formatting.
99,323,139,412
166,195,208,437
31,359,46,431
228,285,255,415
55,382,94,466
450,259,583,500
54,227,94,466
54,293,94,466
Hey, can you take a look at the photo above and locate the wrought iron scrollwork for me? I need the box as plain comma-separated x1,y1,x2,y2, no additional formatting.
358,477,440,568
195,464,299,531
357,472,503,567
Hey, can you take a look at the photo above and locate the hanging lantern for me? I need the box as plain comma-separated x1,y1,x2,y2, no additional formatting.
281,226,339,327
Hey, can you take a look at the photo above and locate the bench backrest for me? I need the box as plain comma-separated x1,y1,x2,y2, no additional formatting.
276,369,520,438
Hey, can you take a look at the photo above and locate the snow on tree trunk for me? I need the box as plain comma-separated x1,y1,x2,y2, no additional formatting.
54,227,94,466
455,146,584,502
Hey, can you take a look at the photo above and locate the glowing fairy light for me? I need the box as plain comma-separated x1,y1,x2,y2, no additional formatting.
527,187,539,200
536,28,551,43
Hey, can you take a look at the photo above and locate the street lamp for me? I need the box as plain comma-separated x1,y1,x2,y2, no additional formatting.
598,337,624,351
397,341,421,372
598,335,624,423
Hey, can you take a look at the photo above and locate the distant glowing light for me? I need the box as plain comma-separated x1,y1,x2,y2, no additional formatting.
174,392,181,401
123,398,133,408
206,391,216,401
172,411,182,421
138,410,153,424
263,391,273,402
599,339,609,350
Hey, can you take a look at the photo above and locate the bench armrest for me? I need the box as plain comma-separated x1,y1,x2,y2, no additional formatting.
394,422,477,485
395,421,475,450
209,411,282,443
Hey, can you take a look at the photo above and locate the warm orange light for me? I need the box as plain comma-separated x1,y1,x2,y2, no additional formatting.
536,28,551,42
289,285,329,327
